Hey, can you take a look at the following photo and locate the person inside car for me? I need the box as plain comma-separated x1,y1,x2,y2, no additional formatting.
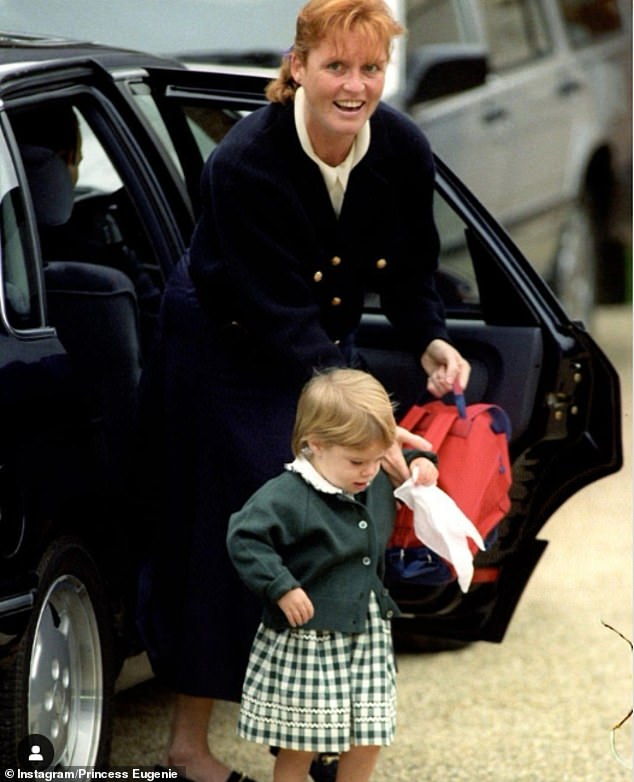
137,2,470,781
11,104,161,349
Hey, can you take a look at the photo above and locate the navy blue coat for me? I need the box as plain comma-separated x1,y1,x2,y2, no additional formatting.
189,99,448,383
138,99,448,701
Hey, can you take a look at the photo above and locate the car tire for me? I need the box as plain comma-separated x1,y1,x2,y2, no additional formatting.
551,198,597,326
0,537,115,769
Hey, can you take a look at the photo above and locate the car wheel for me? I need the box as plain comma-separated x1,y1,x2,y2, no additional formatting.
0,537,115,768
551,199,597,326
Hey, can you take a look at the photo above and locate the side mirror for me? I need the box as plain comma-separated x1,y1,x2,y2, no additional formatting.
405,44,488,108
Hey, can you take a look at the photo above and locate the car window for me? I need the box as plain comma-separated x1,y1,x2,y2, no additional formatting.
556,0,624,46
75,114,123,193
127,84,186,180
0,136,42,331
364,188,482,315
406,0,466,49
481,0,552,71
434,192,480,314
130,88,241,165
126,78,254,218
182,106,246,159
8,97,165,349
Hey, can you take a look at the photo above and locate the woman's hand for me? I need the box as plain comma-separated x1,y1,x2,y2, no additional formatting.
278,588,314,627
382,426,434,486
421,338,470,398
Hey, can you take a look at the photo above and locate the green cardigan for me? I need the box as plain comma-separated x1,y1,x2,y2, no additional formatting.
226,464,401,632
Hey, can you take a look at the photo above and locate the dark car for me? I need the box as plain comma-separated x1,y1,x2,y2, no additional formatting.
0,34,622,769
6,0,632,326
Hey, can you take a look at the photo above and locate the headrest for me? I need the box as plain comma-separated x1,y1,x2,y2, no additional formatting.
20,144,74,227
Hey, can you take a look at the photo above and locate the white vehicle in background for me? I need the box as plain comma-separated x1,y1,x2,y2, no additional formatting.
396,0,631,324
5,0,631,321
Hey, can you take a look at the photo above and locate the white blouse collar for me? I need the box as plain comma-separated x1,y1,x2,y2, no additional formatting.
293,86,370,215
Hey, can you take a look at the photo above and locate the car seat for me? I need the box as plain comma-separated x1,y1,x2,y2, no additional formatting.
19,144,74,227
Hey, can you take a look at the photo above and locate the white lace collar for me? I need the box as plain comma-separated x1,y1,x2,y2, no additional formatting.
285,455,343,495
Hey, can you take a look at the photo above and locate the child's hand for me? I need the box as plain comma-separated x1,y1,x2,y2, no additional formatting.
278,588,315,627
410,457,439,486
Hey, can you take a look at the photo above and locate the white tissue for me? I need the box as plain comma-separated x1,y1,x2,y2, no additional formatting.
394,471,485,592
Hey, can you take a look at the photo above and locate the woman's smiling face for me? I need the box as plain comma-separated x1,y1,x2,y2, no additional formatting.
290,30,387,165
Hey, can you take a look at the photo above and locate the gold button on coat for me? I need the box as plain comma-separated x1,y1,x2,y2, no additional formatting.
331,297,342,307
330,256,342,266
376,258,387,269
313,271,323,282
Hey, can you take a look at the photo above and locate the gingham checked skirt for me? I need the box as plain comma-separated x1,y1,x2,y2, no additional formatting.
237,592,397,752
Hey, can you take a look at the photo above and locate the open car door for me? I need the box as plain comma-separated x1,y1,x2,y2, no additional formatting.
356,158,622,642
127,65,622,643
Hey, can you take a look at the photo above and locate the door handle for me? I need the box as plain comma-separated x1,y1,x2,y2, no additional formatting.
558,79,583,97
482,105,509,123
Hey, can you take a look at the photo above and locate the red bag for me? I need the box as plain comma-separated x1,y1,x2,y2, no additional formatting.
386,400,512,587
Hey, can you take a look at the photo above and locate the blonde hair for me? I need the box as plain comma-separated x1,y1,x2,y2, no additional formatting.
266,0,404,104
292,368,397,455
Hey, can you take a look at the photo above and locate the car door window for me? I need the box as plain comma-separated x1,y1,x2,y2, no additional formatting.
127,77,255,219
361,184,483,315
481,0,551,70
406,0,466,48
75,114,123,193
0,137,43,331
8,97,167,353
126,84,186,180
182,106,246,158
140,98,243,158
434,192,480,313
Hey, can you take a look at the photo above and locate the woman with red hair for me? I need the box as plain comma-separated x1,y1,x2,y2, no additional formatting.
142,2,469,781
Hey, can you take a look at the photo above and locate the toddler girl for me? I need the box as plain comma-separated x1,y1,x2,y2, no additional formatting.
227,368,437,782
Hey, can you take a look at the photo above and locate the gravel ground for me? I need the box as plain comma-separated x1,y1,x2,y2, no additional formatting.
111,304,632,781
